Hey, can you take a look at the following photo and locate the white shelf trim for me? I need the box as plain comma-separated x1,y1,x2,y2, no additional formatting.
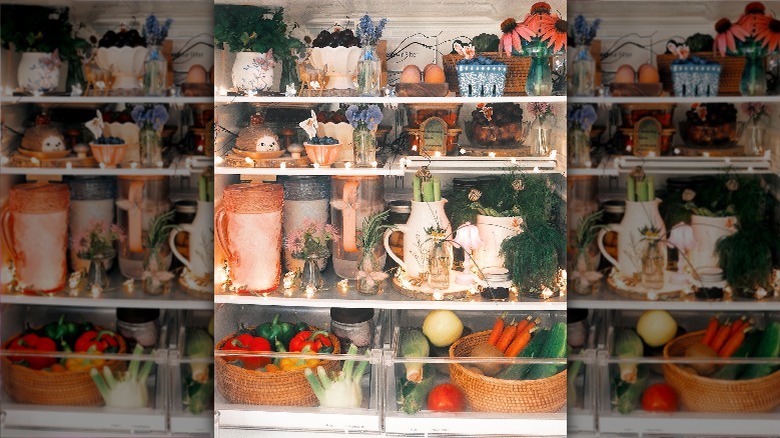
569,95,780,105
0,96,212,105
215,95,567,105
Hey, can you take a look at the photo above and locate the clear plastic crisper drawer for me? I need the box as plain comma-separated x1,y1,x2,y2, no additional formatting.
213,304,384,434
384,308,567,436
0,306,169,434
598,309,780,436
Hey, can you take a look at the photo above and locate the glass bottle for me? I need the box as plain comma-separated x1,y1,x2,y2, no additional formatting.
301,255,324,294
353,123,377,167
569,128,592,168
427,238,451,289
570,45,596,96
356,244,386,295
534,125,552,156
139,124,163,167
143,245,172,295
641,238,666,290
67,176,117,272
331,176,385,279
740,49,767,97
87,251,112,290
526,55,553,96
357,44,381,96
281,176,330,273
745,118,765,156
144,45,167,96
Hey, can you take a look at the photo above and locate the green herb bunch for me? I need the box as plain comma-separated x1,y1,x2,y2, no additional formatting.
144,210,176,251
214,5,302,56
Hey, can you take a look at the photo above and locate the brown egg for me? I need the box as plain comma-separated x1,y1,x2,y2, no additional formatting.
399,64,422,83
423,64,446,83
614,64,636,84
185,64,208,84
638,63,660,83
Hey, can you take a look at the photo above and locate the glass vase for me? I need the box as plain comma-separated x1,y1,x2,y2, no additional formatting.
427,239,451,289
740,52,767,97
142,246,172,295
526,55,553,96
357,44,381,96
569,128,592,168
356,245,386,295
745,119,765,156
139,124,163,167
570,45,596,96
86,251,113,290
641,239,666,290
280,55,300,93
534,126,552,156
144,45,167,96
66,58,86,94
301,256,325,294
353,123,377,167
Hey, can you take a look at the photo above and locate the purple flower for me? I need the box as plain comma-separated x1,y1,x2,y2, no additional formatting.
356,15,388,46
144,15,173,46
345,104,383,130
132,104,169,130
568,104,597,131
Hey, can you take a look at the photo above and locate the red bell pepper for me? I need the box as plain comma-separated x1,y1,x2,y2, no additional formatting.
7,333,58,370
219,333,272,370
288,330,334,354
74,330,120,353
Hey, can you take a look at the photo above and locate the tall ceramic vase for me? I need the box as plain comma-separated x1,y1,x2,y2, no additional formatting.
169,200,214,291
597,199,666,279
231,50,276,94
383,199,452,279
474,215,523,271
689,215,737,271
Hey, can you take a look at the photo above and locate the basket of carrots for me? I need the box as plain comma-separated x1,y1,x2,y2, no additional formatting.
448,315,567,413
215,316,341,407
663,316,780,413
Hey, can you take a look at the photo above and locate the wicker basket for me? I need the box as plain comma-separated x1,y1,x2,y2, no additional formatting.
215,329,341,406
657,53,745,96
663,331,780,413
443,53,532,96
448,331,566,413
1,333,127,406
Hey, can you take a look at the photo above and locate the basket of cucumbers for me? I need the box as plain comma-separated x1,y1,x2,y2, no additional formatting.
448,321,567,413
662,322,780,413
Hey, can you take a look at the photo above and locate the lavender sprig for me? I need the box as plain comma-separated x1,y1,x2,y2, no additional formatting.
144,15,173,46
345,104,383,130
356,14,387,46
572,15,601,47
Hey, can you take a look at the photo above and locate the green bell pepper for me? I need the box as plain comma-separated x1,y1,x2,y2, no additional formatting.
293,321,309,334
43,315,80,345
255,315,296,350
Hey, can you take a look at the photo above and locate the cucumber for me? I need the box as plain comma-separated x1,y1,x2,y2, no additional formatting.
710,330,762,380
740,322,780,380
495,329,550,380
397,363,437,414
612,364,649,414
525,322,568,380
399,327,430,383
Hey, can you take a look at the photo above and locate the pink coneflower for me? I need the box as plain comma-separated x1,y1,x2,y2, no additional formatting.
538,14,568,53
498,18,535,56
756,18,780,53
523,2,553,33
713,18,750,56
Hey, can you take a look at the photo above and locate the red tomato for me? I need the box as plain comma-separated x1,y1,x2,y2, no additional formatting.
641,383,679,412
427,383,465,412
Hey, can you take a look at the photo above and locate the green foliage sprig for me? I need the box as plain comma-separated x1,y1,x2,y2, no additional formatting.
357,210,391,251
0,5,89,60
144,210,176,250
213,5,302,58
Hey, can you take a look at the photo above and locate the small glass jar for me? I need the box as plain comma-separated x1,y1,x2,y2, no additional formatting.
330,308,375,353
116,308,160,350
481,267,512,300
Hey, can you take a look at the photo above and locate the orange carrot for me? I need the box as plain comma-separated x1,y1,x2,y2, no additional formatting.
730,316,747,336
524,318,540,337
514,316,533,337
718,328,747,358
488,315,506,346
504,328,534,357
702,317,719,346
496,322,519,353
710,322,732,352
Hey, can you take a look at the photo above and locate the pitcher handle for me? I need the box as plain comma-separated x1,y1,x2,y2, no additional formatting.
214,206,234,265
383,226,407,273
0,206,16,260
168,224,193,270
596,225,620,269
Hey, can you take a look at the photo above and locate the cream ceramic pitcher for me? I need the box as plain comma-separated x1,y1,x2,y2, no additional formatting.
597,199,666,278
689,214,737,270
383,199,451,278
169,200,214,279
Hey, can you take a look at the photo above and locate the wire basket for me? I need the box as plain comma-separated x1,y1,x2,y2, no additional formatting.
443,53,531,95
1,332,127,406
448,331,566,413
215,329,341,406
663,330,780,413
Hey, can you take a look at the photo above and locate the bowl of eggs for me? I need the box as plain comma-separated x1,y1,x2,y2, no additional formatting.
609,63,663,96
395,63,449,97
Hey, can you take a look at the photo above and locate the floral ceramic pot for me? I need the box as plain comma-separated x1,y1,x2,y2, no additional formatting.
17,52,61,94
231,51,276,93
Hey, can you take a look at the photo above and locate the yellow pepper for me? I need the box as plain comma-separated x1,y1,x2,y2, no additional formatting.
278,356,319,371
64,356,105,371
